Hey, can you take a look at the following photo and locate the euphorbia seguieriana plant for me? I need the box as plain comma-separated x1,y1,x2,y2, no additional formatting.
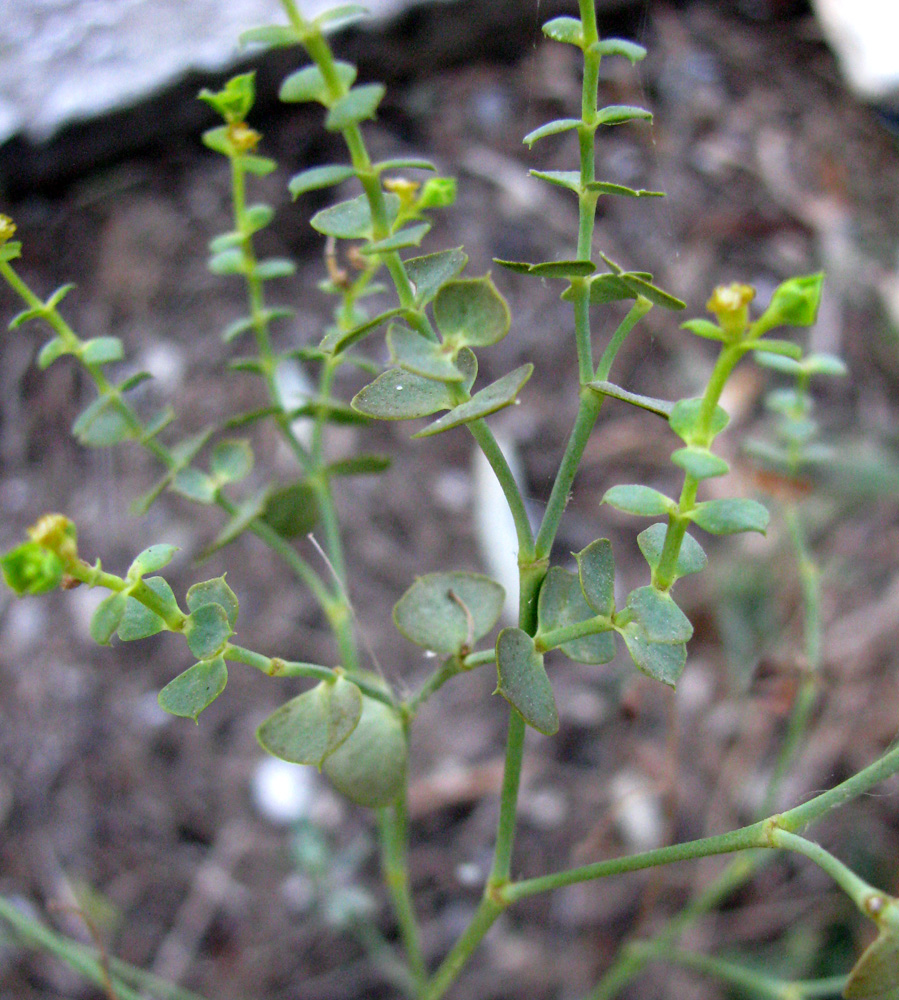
1,3,897,998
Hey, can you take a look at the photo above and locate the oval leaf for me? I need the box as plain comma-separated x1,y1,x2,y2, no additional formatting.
127,544,178,579
90,592,127,646
388,325,467,383
257,677,363,768
279,61,357,103
211,439,254,484
625,586,693,644
262,481,319,540
575,538,615,617
404,248,468,306
325,83,385,131
670,446,730,480
117,577,179,641
523,118,581,147
602,484,675,517
637,523,707,580
433,276,511,348
158,657,228,721
495,628,559,735
184,603,233,661
688,498,769,535
289,164,356,198
538,567,616,665
619,624,686,687
186,576,239,628
393,571,505,656
668,397,730,445
844,927,899,1000
542,16,584,47
352,349,477,421
414,364,533,438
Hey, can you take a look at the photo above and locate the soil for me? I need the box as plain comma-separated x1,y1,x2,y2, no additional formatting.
2,2,899,999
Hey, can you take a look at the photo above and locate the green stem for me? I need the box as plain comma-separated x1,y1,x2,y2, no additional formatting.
379,794,427,989
422,896,504,1000
594,297,653,382
627,942,786,999
405,657,461,717
537,615,612,651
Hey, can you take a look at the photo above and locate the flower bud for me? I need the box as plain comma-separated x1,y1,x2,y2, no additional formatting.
706,283,755,338
1,542,64,595
27,513,78,564
0,215,16,244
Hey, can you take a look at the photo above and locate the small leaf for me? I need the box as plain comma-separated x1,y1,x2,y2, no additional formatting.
171,468,217,504
239,24,300,47
688,497,769,535
311,192,400,239
745,338,802,360
585,181,663,198
37,338,71,369
245,203,274,232
529,260,596,279
602,484,675,517
208,249,245,276
119,371,153,392
127,544,178,578
590,38,647,63
360,222,430,255
72,396,134,447
529,169,580,193
279,61,357,103
388,325,467,382
0,241,22,262
257,677,363,767
184,603,233,660
352,349,477,420
537,567,616,664
682,318,726,341
262,481,319,539
289,164,356,198
256,258,296,280
81,337,124,366
325,306,408,354
433,276,511,348
668,397,730,445
670,447,730,480
322,696,407,808
844,926,899,1000
314,4,369,29
210,438,254,484
118,577,178,641
625,586,693,644
90,592,127,645
588,381,674,419
617,273,684,310
752,272,824,335
287,398,371,425
803,352,848,377
325,453,391,477
393,571,505,655
417,176,456,208
158,657,228,721
594,104,653,127
405,248,468,306
637,523,707,580
523,118,582,147
575,539,615,617
325,83,385,131
495,628,559,735
243,155,277,177
375,157,437,173
187,576,239,627
542,16,584,47
619,623,686,687
414,364,533,438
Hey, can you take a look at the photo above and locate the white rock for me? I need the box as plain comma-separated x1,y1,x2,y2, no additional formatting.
812,0,899,101
251,755,317,824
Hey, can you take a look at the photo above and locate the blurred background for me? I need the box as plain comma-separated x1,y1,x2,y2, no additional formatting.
2,1,899,998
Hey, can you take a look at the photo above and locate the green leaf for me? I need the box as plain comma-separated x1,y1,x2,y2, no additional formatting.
184,603,233,660
352,348,477,420
375,157,438,173
262,481,319,539
745,338,802,360
523,118,581,147
37,338,71,369
208,248,245,276
127,544,178,578
118,577,178,641
287,398,371,425
844,927,899,1000
529,169,580,193
803,352,848,377
575,539,615,617
388,325,467,382
171,468,217,504
590,38,647,63
670,447,730,480
289,164,356,198
223,307,294,343
617,273,683,310
205,493,268,554
80,337,124,366
360,222,431,255
495,628,559,735
542,16,584,47
210,439,254,484
256,258,296,280
314,4,369,28
186,576,239,627
405,248,468,306
279,61,357,103
619,623,686,687
625,586,692,643
637,523,707,580
310,192,400,239
90,592,127,645
393,571,505,655
433,276,511,348
325,83,385,131
594,104,652,127
0,241,22,262
752,272,824,335
324,306,408,354
72,396,134,447
681,318,726,342
1,542,63,596
602,484,675,517
417,176,457,208
245,203,274,232
689,497,769,535
243,155,278,177
537,567,616,664
493,258,596,279
158,657,228,721
414,364,533,438
239,24,301,47
325,453,391,477
198,72,255,121
322,696,407,808
587,381,674,419
583,273,645,304
201,126,230,154
668,397,730,445
257,677,363,767
585,181,663,198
